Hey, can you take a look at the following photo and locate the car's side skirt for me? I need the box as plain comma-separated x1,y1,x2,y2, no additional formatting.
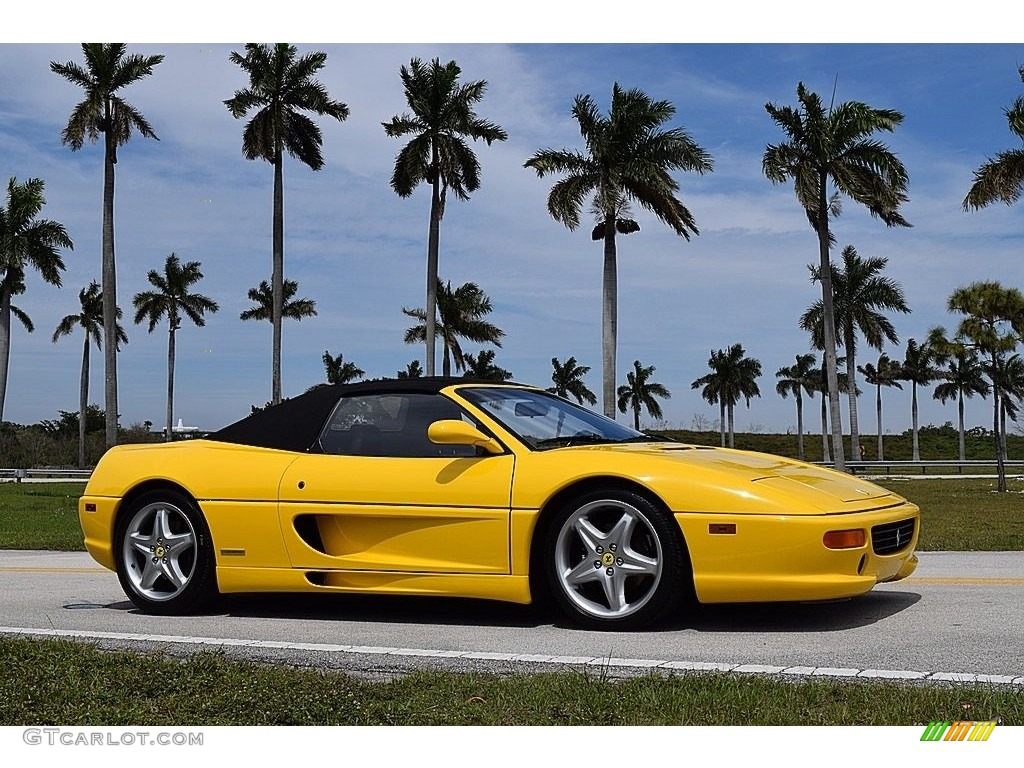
216,566,533,604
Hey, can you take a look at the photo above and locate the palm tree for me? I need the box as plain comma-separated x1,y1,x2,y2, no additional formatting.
929,347,990,463
397,360,422,379
51,45,163,448
548,356,597,437
811,354,854,463
764,83,910,471
617,360,671,431
775,353,817,461
897,338,940,462
0,177,73,422
461,349,512,381
800,245,909,461
692,348,728,447
964,65,1024,211
858,353,904,461
813,359,832,463
383,58,507,378
132,254,218,442
526,84,713,419
548,356,597,406
322,351,363,385
239,278,317,323
225,44,349,405
0,269,36,419
933,282,1024,492
691,344,762,448
0,271,34,336
995,355,1024,460
52,282,127,467
402,279,504,377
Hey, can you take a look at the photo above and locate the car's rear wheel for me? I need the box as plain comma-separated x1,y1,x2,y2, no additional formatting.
114,490,217,615
544,489,689,630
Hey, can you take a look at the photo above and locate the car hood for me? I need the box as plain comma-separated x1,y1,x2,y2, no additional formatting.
571,442,900,512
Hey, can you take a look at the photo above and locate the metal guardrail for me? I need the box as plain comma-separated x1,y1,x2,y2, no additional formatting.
820,460,1024,475
0,468,92,482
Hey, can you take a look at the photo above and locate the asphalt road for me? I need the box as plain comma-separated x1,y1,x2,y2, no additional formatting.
1,549,1022,683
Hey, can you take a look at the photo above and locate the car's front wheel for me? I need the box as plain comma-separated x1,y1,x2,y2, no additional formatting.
544,489,689,630
114,490,217,614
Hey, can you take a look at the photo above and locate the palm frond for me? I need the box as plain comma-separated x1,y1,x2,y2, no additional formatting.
963,149,1024,210
9,303,34,332
385,57,506,202
227,43,347,172
52,314,78,342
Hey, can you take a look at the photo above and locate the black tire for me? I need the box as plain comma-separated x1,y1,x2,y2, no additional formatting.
543,489,689,630
114,489,217,615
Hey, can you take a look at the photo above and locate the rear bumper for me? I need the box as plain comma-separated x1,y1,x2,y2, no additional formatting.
675,502,920,603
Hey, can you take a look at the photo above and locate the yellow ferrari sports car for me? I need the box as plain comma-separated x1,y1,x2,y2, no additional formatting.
79,379,919,629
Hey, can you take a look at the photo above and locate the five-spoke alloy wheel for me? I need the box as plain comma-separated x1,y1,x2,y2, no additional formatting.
544,489,689,629
115,490,216,614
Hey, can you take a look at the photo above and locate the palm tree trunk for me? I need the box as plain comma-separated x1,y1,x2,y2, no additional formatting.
79,332,89,468
602,215,617,419
272,153,284,404
728,403,735,448
846,329,860,461
1000,401,1008,464
820,393,830,463
633,406,640,431
911,382,920,462
957,390,966,463
0,288,10,423
876,383,883,462
796,393,804,461
991,397,1007,493
817,176,845,471
442,340,451,378
102,121,119,448
719,400,725,448
992,354,1006,493
166,324,175,442
425,145,441,378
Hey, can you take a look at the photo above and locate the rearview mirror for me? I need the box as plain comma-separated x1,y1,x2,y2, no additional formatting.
514,401,550,418
427,420,503,455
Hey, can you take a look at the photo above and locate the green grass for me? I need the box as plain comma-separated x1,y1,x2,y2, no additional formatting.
0,636,1020,725
876,477,1024,551
0,482,84,550
653,428,1024,463
0,478,1021,552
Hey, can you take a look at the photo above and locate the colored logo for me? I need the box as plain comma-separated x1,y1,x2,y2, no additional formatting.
921,721,997,742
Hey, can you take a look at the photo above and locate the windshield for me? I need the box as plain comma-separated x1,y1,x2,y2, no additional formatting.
459,387,661,450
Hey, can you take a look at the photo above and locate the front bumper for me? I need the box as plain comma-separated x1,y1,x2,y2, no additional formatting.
78,495,120,571
675,501,920,603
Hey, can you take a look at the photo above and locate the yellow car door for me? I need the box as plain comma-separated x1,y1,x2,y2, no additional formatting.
278,391,514,574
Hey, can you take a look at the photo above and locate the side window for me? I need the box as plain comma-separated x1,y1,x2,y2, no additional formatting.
318,393,483,458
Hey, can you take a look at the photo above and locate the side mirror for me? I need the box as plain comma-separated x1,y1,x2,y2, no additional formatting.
427,420,504,455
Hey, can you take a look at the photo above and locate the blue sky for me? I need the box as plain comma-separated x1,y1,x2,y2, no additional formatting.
1,24,1022,435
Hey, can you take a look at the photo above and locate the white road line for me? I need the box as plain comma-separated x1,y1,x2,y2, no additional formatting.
2,625,1022,685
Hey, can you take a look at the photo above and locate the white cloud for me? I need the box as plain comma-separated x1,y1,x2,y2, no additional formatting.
2,43,1022,439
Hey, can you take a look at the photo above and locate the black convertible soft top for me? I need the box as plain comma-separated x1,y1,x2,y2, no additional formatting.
207,377,525,453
